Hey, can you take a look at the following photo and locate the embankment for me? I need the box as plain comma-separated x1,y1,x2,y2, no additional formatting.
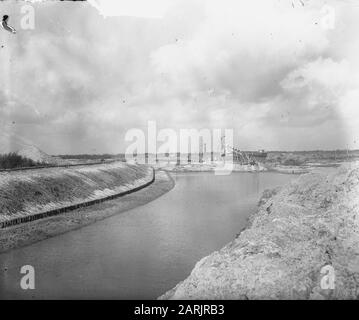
160,163,359,299
0,169,175,253
0,162,152,227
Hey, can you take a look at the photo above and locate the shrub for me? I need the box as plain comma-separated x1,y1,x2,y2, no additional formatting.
0,153,42,169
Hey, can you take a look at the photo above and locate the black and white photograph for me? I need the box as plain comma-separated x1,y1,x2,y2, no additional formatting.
1,0,359,307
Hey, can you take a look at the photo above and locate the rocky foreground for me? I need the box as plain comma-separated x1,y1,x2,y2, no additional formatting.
160,163,359,299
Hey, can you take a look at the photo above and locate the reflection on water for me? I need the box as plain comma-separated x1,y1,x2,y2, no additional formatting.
0,172,294,299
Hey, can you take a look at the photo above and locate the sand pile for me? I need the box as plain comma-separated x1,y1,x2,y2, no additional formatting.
161,163,359,299
16,145,62,165
0,131,62,165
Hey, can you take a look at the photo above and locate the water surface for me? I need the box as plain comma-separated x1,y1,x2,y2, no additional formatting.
0,172,294,299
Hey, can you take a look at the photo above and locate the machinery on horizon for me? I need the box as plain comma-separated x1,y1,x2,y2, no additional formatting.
221,136,267,165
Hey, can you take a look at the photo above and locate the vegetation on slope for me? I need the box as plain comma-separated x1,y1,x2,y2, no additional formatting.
0,153,45,169
0,162,151,222
265,150,359,166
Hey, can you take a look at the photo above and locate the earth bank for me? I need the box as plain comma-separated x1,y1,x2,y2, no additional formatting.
160,163,359,299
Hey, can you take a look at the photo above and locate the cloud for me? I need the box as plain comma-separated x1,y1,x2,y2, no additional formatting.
0,0,358,153
87,0,172,18
151,0,329,100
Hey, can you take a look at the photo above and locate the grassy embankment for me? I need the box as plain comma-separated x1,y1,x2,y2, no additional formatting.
0,163,174,253
161,162,359,300
0,162,151,224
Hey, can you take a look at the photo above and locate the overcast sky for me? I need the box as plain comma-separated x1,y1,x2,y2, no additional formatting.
1,0,359,154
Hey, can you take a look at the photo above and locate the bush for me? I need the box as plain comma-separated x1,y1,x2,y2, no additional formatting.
0,153,42,169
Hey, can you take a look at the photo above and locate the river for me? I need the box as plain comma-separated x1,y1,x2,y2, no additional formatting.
0,172,294,299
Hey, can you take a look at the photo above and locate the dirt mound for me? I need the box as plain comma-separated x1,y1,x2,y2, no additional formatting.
0,131,62,165
0,131,31,154
17,145,62,165
160,163,359,300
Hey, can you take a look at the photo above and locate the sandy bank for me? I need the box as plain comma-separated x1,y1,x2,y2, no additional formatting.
0,170,174,253
160,163,359,300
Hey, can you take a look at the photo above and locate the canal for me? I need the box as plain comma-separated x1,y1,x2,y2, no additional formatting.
0,172,294,299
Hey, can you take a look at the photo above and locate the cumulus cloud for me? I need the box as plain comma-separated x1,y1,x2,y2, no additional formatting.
0,0,358,153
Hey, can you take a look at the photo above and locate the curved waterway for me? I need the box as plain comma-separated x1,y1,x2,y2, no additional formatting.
0,172,294,299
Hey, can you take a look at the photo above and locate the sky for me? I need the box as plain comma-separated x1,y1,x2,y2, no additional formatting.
0,0,359,154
